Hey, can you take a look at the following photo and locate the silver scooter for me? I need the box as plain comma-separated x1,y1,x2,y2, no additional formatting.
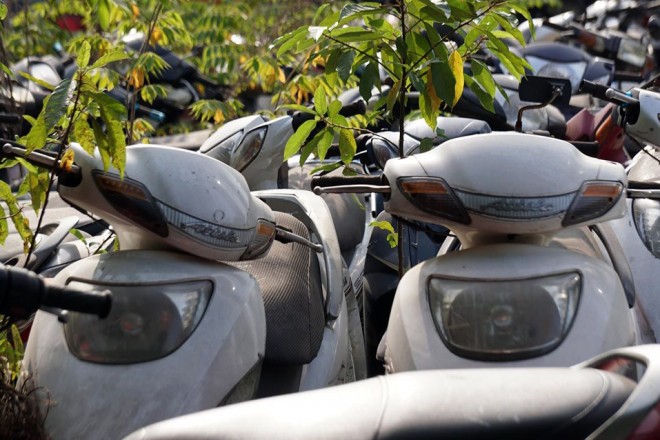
312,78,655,372
3,140,358,440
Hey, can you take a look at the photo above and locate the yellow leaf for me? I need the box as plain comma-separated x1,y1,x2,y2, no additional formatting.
60,148,75,172
128,68,145,88
150,27,163,46
131,3,139,20
239,55,247,64
213,109,225,124
278,67,286,83
426,70,443,109
449,50,464,107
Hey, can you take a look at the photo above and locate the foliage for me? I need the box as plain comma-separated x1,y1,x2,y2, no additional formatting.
272,0,534,165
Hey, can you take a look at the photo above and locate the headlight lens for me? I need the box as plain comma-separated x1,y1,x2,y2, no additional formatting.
205,130,243,165
232,126,267,172
64,279,213,364
633,198,660,258
428,272,581,361
526,57,587,94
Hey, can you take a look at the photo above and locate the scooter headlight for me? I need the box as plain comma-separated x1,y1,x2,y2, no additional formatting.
632,198,660,258
428,272,581,361
232,126,267,172
204,130,243,165
64,279,213,364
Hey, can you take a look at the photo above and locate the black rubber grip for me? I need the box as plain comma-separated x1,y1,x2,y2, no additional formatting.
613,71,644,83
43,284,112,318
311,174,383,188
0,113,22,124
338,100,367,117
579,80,610,101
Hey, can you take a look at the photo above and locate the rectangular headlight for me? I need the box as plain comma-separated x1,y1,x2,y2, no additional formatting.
64,279,213,364
428,272,581,361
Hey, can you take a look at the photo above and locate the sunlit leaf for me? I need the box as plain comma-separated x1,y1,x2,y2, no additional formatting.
448,50,464,107
284,119,317,160
338,128,356,165
77,40,91,69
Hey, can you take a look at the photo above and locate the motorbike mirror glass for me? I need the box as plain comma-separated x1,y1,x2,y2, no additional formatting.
519,76,572,107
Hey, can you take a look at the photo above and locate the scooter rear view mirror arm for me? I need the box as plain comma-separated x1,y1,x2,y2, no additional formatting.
515,88,562,133
275,226,323,253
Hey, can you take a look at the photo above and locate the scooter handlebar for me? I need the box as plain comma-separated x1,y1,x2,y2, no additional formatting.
311,174,384,189
579,80,610,101
0,265,112,319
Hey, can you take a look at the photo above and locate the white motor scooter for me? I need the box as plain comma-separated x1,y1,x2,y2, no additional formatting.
582,78,660,341
5,140,357,440
313,77,655,372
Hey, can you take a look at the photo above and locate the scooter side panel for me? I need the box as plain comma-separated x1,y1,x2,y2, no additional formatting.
23,250,266,440
383,244,636,372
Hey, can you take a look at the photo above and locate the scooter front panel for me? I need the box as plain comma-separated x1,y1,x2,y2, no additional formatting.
23,250,266,440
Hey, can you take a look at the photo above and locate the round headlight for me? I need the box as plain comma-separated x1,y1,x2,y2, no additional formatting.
428,272,581,361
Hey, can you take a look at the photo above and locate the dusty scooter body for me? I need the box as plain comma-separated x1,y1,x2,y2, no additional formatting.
124,344,660,440
315,121,654,372
15,142,355,440
591,81,660,340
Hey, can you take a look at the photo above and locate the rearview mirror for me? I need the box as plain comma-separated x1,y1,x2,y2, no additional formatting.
519,76,572,107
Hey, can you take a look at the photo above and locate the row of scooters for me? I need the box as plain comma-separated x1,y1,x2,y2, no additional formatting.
6,3,660,439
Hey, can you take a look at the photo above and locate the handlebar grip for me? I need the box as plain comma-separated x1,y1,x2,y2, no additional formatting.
0,113,22,124
42,284,112,319
0,265,111,319
311,174,383,189
338,100,367,118
613,71,644,83
579,80,610,101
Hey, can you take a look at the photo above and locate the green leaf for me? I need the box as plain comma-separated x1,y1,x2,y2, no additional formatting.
69,228,88,245
140,84,168,105
465,76,495,113
471,60,496,96
316,129,334,160
310,161,342,175
73,118,96,155
337,50,355,82
430,61,454,107
419,137,434,153
370,220,398,248
90,50,130,70
77,41,91,69
339,3,381,22
0,3,7,20
92,119,110,170
330,27,381,43
419,90,439,131
0,204,7,246
0,180,32,252
338,128,356,165
22,110,47,151
44,77,72,130
0,62,12,77
10,322,24,358
274,26,307,57
18,71,55,91
24,169,49,214
359,62,380,102
300,128,324,165
279,104,315,114
327,100,342,118
314,86,327,115
97,0,111,31
284,119,317,160
88,91,127,120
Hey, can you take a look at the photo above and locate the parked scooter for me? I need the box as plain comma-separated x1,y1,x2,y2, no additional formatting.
312,76,655,374
3,139,359,440
580,77,660,342
125,344,660,440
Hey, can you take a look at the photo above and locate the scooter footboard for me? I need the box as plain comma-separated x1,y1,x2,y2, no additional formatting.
383,243,636,372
